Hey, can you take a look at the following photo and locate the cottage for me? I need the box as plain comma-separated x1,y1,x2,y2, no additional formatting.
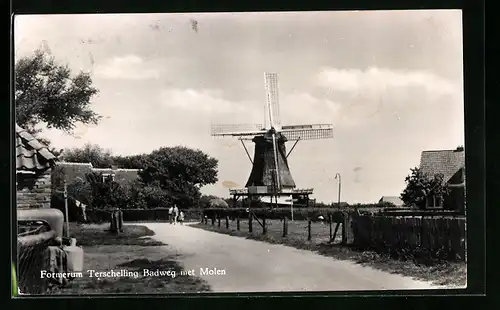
419,146,465,212
16,124,57,209
55,162,140,186
378,196,404,207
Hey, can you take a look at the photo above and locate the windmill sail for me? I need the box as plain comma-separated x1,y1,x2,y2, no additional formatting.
280,124,334,140
210,72,334,196
264,73,281,131
211,124,265,137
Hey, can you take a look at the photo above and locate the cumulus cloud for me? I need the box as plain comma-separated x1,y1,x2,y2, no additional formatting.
311,67,462,129
317,67,457,96
94,55,160,80
158,88,261,122
280,92,341,125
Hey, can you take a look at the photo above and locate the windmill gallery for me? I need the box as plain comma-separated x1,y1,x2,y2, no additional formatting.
211,73,334,208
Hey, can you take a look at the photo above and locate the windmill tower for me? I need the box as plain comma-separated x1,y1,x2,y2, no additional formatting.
211,73,334,207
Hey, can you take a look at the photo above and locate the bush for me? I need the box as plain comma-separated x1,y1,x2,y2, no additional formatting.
130,184,171,209
209,198,229,208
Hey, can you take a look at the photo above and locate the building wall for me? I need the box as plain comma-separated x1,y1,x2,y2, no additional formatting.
16,168,52,209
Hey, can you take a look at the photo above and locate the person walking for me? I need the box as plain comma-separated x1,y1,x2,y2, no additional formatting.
168,206,174,224
178,210,185,225
173,205,179,225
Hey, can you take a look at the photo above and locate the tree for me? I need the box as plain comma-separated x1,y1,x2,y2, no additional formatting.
111,154,148,169
400,167,450,210
130,183,171,209
209,197,229,208
84,172,130,209
139,146,218,208
15,50,100,134
61,143,114,168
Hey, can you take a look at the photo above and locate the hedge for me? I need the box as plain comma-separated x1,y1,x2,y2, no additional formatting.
84,208,204,223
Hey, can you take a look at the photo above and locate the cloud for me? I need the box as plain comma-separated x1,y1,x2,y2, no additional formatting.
159,88,259,120
94,55,160,80
280,92,341,124
317,67,457,96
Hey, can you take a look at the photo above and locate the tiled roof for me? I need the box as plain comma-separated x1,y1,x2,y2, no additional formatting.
56,162,140,185
16,124,56,171
56,162,94,182
378,196,404,206
419,148,465,183
93,168,140,184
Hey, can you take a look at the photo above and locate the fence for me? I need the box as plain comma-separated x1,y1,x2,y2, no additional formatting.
200,208,466,262
352,215,466,261
200,209,352,244
84,208,204,223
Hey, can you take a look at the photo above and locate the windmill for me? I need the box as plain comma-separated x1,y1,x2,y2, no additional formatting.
211,73,334,207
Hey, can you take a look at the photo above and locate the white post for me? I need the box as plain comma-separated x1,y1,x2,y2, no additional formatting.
64,180,70,238
291,196,294,222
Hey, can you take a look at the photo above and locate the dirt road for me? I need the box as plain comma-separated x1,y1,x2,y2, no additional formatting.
143,222,443,292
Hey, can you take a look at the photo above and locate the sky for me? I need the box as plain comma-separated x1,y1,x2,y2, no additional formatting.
14,10,464,203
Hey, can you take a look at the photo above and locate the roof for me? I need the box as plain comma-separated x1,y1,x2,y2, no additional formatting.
56,162,140,184
419,148,465,183
56,162,94,182
379,196,404,206
16,124,56,171
93,168,140,184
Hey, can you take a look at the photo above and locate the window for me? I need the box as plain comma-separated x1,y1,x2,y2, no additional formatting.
426,195,443,208
102,173,115,182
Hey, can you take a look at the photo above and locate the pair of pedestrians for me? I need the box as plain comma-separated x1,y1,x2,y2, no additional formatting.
168,205,184,224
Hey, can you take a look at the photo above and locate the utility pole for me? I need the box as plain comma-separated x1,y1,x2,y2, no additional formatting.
335,173,341,207
63,180,70,238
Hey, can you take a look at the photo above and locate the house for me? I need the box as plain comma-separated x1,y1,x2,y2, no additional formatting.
378,196,404,207
92,167,141,185
16,124,57,208
419,146,465,211
54,162,140,186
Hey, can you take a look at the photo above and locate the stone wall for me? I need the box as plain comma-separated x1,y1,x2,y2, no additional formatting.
16,168,52,209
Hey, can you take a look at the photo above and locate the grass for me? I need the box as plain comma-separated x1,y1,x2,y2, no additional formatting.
48,223,211,294
192,219,467,287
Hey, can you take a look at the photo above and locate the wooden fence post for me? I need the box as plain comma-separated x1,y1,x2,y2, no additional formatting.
118,210,124,232
236,216,240,231
283,216,288,237
263,217,267,235
329,214,333,241
249,212,253,233
110,211,117,233
226,216,229,229
307,219,312,241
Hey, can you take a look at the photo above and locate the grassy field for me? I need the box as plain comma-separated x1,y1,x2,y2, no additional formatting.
193,218,467,287
48,223,211,294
